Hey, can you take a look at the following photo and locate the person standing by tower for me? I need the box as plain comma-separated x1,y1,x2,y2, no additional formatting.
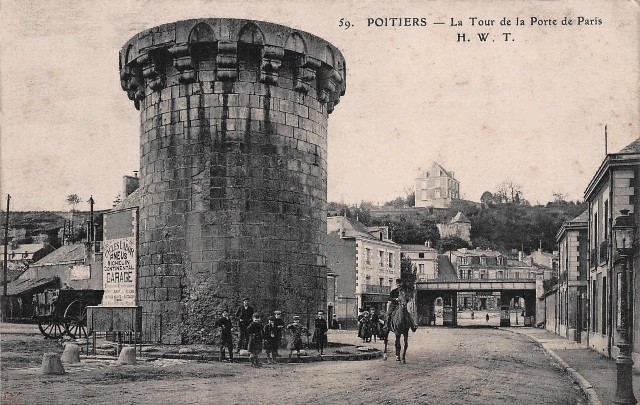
235,298,254,352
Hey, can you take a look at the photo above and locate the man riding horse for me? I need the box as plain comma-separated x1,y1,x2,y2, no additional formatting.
382,278,418,363
386,278,418,333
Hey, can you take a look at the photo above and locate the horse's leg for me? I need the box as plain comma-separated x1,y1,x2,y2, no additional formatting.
395,333,401,361
402,331,409,363
383,335,388,360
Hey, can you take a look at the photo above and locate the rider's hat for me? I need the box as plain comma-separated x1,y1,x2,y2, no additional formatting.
293,315,300,321
274,310,282,314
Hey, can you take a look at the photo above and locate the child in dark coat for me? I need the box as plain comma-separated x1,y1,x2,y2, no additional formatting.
312,310,328,356
263,316,279,364
286,315,307,362
246,313,264,367
214,309,234,362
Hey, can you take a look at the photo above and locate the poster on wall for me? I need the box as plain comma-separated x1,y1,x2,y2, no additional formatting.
102,208,138,306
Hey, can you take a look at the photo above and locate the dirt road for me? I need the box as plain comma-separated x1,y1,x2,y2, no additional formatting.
1,324,586,404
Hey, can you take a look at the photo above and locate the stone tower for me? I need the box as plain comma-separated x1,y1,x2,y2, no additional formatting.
119,19,346,343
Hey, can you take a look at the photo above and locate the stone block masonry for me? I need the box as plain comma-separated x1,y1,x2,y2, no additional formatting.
120,19,346,344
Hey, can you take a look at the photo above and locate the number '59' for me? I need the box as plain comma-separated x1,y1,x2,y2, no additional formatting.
339,18,351,29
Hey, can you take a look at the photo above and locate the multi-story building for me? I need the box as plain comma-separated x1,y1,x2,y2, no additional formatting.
326,216,401,327
583,138,639,362
447,248,553,310
415,163,460,208
400,241,438,281
553,210,589,342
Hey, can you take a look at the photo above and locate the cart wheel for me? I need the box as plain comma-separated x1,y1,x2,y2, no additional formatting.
38,317,66,339
64,300,90,339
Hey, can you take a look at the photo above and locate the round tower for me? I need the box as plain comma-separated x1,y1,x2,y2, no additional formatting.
119,19,346,343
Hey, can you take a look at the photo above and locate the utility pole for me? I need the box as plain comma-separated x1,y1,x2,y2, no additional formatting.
3,194,11,323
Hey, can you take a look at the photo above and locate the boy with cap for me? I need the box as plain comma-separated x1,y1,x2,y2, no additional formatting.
246,313,263,367
286,315,307,362
312,310,328,356
214,309,234,362
235,298,254,352
263,316,279,364
273,310,285,358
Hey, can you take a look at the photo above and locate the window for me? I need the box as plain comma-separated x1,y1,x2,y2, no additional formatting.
497,270,503,279
593,212,598,249
459,270,465,279
515,272,520,279
418,253,425,259
480,256,487,265
418,264,425,274
388,253,393,267
389,278,393,285
379,251,384,266
366,275,371,280
603,200,609,244
592,280,597,332
467,270,472,279
460,257,468,265
480,270,486,280
365,248,371,264
497,256,504,265
529,272,535,279
379,278,383,286
602,277,607,335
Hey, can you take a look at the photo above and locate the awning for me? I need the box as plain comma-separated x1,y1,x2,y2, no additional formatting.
5,277,59,296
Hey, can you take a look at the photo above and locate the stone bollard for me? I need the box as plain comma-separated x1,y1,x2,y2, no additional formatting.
61,343,81,363
117,346,137,365
119,18,346,344
41,353,65,375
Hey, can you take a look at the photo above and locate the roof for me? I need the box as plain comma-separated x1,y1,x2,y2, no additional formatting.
436,255,458,280
33,244,86,266
585,137,640,199
450,212,470,224
401,244,434,252
571,210,589,223
556,209,589,242
6,276,59,296
618,138,640,154
0,243,49,255
327,216,383,241
450,248,503,258
113,187,142,210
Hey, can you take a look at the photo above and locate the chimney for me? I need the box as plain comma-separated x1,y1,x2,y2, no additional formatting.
518,251,524,261
425,240,432,248
123,173,140,198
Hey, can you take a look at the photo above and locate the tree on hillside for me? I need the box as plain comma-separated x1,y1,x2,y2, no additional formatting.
436,237,470,253
400,255,417,296
480,191,496,206
66,194,82,243
495,181,525,204
66,194,82,212
405,191,415,207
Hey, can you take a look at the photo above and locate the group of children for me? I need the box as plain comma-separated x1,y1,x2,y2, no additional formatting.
215,307,329,368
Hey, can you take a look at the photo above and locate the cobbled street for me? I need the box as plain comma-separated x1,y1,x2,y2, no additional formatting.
1,323,586,404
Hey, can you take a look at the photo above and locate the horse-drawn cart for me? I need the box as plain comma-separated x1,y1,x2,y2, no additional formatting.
33,288,103,339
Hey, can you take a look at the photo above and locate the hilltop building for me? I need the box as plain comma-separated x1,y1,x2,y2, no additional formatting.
415,163,460,208
437,211,471,242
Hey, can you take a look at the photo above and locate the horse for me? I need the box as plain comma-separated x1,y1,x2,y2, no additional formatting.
379,301,414,363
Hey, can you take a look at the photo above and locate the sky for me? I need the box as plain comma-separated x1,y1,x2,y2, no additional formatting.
1,0,638,211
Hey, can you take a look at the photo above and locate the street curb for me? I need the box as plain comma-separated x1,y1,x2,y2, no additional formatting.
498,328,602,405
83,350,383,363
142,350,383,363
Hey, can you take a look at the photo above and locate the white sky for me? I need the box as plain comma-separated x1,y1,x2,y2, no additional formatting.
1,0,638,211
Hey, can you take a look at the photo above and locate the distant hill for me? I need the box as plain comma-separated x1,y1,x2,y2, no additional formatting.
328,200,587,254
0,211,106,247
